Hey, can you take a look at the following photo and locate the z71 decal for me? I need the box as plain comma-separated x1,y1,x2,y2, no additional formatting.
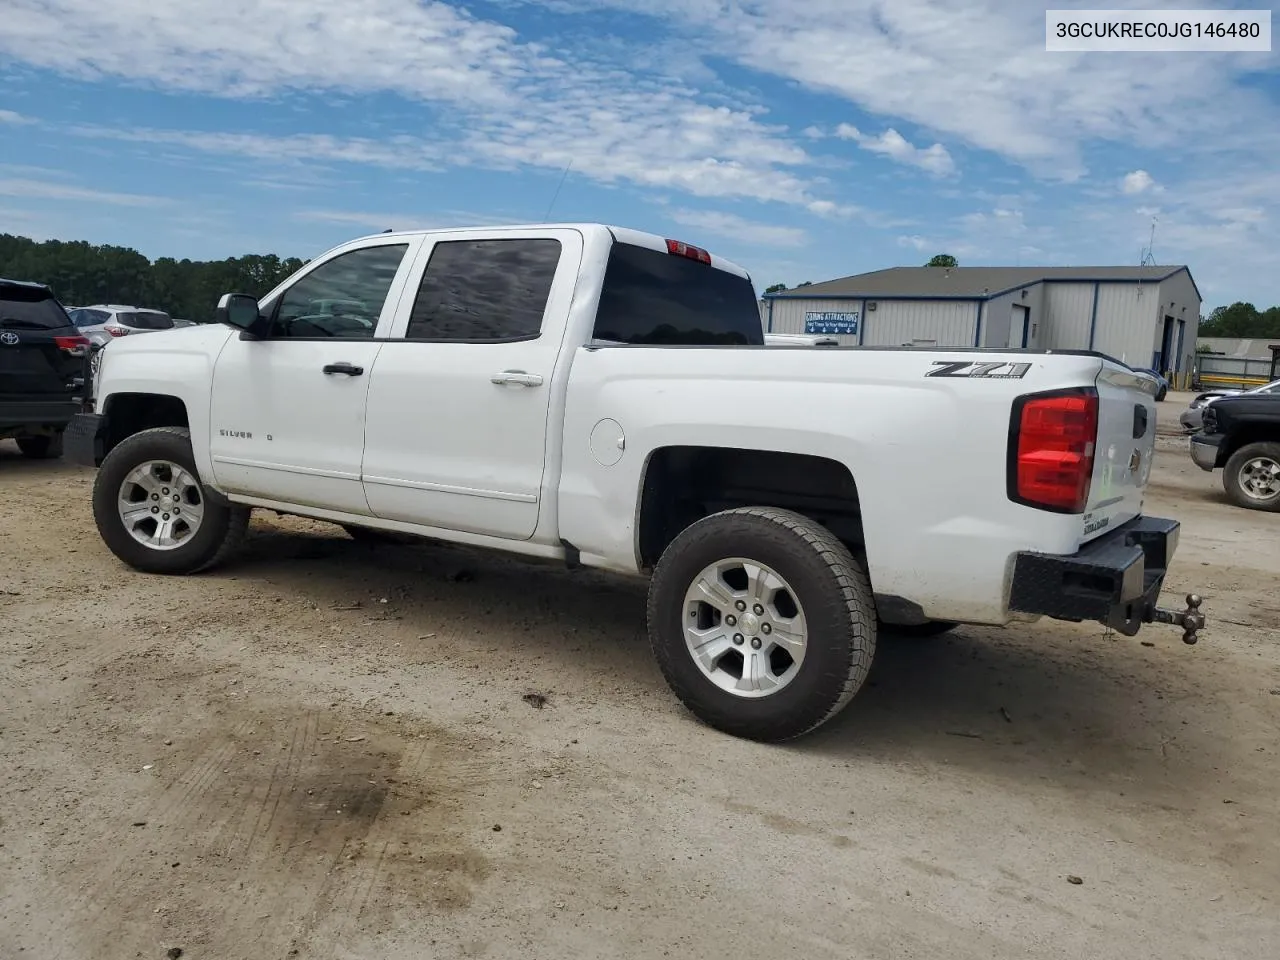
925,361,1032,379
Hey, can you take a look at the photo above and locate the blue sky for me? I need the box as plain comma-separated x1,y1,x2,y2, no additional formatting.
0,0,1277,310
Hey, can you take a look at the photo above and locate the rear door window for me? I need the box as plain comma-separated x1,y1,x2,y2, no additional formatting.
406,238,562,341
592,242,762,345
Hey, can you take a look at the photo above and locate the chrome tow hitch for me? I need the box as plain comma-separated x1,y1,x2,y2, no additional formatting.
1151,594,1206,645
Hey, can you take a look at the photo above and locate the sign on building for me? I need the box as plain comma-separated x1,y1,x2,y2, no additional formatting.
804,311,860,335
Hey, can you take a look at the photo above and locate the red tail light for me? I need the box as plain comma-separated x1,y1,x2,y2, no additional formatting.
1008,388,1098,513
665,239,712,264
54,334,91,357
105,325,129,337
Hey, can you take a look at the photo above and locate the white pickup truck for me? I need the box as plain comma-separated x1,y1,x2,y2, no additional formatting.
66,223,1205,741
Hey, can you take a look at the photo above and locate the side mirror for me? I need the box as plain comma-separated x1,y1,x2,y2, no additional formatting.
215,293,267,337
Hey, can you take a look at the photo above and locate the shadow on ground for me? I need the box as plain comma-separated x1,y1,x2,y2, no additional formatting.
218,520,1220,801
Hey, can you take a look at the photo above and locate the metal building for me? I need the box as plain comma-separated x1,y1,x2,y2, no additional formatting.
763,265,1202,385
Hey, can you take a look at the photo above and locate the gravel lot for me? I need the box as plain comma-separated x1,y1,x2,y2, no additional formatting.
2,413,1278,960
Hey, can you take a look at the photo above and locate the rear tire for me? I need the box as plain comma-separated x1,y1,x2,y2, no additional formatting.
17,432,63,459
91,426,249,574
1223,442,1280,512
647,507,876,742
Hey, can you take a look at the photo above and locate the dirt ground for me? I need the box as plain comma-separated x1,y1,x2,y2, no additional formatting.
2,406,1278,960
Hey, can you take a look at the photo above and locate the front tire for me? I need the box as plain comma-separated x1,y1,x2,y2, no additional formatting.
647,507,876,742
1223,441,1280,511
91,426,250,574
17,432,63,459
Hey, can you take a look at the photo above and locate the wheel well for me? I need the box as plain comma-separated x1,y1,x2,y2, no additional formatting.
1219,427,1280,467
103,393,190,454
636,446,865,569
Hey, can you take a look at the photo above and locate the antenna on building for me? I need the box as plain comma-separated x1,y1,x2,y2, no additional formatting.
1139,217,1158,266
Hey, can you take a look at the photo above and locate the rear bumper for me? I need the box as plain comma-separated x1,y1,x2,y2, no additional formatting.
1189,434,1220,472
64,412,108,467
0,398,81,433
1008,516,1186,637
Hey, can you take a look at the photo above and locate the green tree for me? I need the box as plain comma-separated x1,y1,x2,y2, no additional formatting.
0,233,308,323
763,283,787,294
925,254,958,267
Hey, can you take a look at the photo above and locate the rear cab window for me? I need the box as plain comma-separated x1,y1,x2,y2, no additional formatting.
0,282,73,330
591,241,762,346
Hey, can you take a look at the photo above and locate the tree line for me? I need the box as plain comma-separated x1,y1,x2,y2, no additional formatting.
1197,302,1280,339
0,233,308,323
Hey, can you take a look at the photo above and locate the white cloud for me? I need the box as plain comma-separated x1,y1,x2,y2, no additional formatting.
293,208,514,231
1122,170,1157,194
835,124,955,176
69,126,448,172
0,109,34,125
896,235,930,251
522,0,1279,180
668,209,809,248
0,177,166,206
0,0,841,213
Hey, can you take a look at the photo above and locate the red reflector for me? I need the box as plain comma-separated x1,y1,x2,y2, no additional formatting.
1010,390,1098,513
665,239,712,264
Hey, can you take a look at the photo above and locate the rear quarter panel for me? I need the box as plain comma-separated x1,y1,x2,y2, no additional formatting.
559,347,1108,625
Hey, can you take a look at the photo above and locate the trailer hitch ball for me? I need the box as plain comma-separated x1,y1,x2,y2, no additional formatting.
1152,594,1206,645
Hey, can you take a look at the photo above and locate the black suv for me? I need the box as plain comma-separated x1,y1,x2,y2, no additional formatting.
0,278,91,459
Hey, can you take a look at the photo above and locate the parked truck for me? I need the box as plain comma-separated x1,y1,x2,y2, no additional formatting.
1189,391,1280,510
65,223,1205,741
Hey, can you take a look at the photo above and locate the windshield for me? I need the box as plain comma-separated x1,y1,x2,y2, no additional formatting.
119,311,174,330
1249,380,1280,394
0,285,72,329
592,242,763,346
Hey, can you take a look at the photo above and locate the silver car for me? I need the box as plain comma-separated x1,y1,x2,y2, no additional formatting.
69,304,177,347
1180,378,1280,432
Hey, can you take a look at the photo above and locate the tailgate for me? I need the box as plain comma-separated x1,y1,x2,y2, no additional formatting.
1083,362,1158,542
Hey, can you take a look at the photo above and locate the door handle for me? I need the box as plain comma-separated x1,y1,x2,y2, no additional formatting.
323,362,364,376
490,370,543,387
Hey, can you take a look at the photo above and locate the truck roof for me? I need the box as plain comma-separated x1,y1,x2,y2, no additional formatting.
349,222,752,281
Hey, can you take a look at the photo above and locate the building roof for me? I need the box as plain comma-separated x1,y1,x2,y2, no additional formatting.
767,265,1197,302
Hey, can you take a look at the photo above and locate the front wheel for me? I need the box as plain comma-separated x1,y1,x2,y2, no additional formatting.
647,507,876,742
91,426,250,574
1223,441,1280,511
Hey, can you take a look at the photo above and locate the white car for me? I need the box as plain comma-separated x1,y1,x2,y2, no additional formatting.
65,222,1205,741
69,304,177,347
